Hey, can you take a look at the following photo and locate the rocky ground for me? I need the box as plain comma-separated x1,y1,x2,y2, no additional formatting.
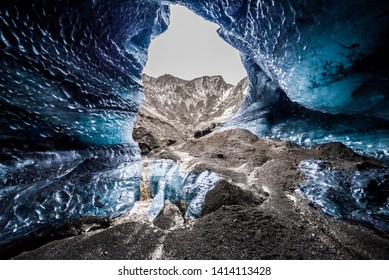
4,75,389,260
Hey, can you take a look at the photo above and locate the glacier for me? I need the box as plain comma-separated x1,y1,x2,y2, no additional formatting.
0,145,142,246
1,0,389,247
147,159,221,220
298,160,389,232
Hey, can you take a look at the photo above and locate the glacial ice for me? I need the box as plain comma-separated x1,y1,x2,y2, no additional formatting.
172,0,389,158
298,160,389,232
182,170,221,218
0,0,170,147
1,0,388,152
1,0,388,245
1,0,388,151
148,159,221,220
148,159,185,220
0,0,170,246
0,145,142,246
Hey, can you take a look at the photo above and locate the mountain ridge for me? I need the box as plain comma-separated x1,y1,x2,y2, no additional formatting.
142,73,237,87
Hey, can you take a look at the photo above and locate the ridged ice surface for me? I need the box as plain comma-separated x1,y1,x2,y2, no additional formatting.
298,160,389,232
0,152,221,246
1,1,387,152
148,159,221,220
0,0,169,147
0,0,169,246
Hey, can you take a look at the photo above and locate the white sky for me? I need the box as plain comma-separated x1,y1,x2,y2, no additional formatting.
143,5,247,85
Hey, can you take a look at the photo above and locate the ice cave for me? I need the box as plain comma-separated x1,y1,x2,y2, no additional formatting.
0,0,388,259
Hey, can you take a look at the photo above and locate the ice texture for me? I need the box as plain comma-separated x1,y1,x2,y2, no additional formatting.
147,159,221,220
182,170,221,218
0,145,142,246
171,0,389,158
298,160,389,232
0,153,221,246
0,0,169,246
148,159,186,220
0,0,169,147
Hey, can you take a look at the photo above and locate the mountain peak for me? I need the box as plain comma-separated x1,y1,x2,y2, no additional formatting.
159,73,176,79
191,75,228,84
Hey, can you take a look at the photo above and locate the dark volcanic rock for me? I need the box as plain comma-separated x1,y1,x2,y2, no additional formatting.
202,181,265,215
163,206,351,260
14,221,165,260
194,128,212,139
194,123,217,139
1,217,111,260
133,126,160,155
314,142,359,160
153,202,185,230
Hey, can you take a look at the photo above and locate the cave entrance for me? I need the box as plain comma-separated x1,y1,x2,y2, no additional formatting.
135,5,248,155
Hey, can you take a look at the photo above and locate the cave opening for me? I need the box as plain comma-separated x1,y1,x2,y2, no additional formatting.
134,4,248,155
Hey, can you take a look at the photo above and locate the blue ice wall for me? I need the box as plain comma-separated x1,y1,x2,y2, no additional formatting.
147,159,221,220
0,144,142,246
0,154,222,246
